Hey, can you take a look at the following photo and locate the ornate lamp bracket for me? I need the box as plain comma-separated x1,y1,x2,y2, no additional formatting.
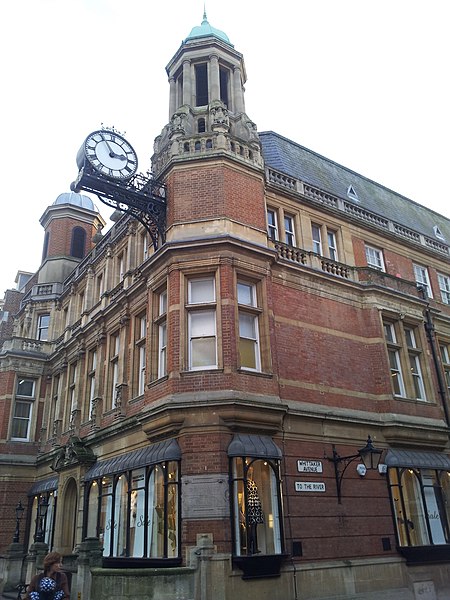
327,435,383,503
71,163,167,251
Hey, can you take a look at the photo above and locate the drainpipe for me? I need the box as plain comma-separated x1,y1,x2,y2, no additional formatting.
419,286,450,427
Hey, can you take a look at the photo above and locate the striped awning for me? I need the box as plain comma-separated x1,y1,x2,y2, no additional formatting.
84,439,181,481
385,448,450,470
28,476,59,496
227,433,282,459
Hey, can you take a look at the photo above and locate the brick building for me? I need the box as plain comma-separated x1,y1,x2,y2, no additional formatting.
1,14,450,600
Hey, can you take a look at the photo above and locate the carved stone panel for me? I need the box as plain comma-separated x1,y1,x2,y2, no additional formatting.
182,474,229,519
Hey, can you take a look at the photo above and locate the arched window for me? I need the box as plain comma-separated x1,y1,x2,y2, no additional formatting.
70,227,86,259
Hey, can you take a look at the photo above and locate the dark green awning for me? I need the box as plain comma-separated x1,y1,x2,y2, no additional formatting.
28,476,59,496
227,434,282,459
385,448,450,470
84,439,181,481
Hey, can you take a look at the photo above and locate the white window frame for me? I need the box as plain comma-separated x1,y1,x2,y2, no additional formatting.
311,223,322,255
37,313,50,341
187,277,217,371
284,214,295,246
267,209,278,241
136,315,147,396
156,290,167,379
110,333,120,407
237,281,261,372
383,322,406,397
404,327,426,400
437,273,450,305
11,378,36,441
327,230,338,262
414,264,433,298
365,244,385,271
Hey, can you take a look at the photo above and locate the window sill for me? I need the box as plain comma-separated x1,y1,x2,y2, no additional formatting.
180,368,224,376
102,557,182,569
232,554,288,579
237,368,273,379
398,544,450,564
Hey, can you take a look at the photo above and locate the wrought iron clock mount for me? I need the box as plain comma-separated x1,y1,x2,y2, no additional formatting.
71,126,166,250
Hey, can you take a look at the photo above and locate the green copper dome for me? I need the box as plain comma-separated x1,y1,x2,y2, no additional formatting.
185,11,233,46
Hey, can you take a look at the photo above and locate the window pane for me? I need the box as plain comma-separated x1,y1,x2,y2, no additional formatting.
312,224,322,254
191,338,216,367
130,469,146,557
190,311,215,336
240,338,257,369
99,476,114,556
237,282,254,306
422,470,447,544
87,482,99,538
150,467,165,557
401,469,430,545
240,313,256,338
17,379,35,397
114,475,129,556
189,278,215,303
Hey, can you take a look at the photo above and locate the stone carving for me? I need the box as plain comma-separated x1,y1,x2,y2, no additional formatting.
51,435,96,472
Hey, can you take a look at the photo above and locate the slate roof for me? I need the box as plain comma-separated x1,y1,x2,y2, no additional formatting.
259,131,450,244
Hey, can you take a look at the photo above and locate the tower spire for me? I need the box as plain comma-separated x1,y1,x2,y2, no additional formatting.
203,3,207,22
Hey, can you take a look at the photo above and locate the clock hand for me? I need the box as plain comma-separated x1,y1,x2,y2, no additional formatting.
100,133,117,157
109,152,127,161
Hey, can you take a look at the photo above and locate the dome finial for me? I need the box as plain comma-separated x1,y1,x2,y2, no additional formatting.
203,3,207,23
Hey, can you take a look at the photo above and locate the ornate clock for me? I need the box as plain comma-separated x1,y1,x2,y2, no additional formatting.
76,129,138,180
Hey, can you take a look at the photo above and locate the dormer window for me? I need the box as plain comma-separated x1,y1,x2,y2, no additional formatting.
433,225,446,241
347,185,359,201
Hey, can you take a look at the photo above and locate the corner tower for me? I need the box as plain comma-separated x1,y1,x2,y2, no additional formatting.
39,192,105,284
152,12,267,245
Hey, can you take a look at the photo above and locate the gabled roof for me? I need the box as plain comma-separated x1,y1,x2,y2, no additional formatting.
259,131,450,243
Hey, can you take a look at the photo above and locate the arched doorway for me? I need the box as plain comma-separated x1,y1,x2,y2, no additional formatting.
60,478,78,554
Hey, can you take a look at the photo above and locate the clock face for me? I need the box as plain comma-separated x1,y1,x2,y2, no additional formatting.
84,130,138,180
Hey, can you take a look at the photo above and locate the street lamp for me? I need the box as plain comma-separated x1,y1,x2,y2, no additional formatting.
13,500,25,543
34,496,49,543
328,436,383,503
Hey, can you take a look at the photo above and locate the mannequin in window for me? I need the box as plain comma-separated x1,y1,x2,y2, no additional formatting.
246,476,264,554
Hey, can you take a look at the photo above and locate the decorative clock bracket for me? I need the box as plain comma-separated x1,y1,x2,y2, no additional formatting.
71,129,166,250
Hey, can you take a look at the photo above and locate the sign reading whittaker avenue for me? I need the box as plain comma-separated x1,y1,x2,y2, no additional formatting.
297,460,323,473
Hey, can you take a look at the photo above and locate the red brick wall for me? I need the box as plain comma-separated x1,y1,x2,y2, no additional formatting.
166,163,266,232
45,217,96,258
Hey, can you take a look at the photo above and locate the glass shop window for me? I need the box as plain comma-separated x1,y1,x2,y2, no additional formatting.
389,467,450,547
86,461,179,561
230,457,283,556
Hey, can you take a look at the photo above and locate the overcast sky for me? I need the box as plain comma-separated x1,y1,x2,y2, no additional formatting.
1,0,449,294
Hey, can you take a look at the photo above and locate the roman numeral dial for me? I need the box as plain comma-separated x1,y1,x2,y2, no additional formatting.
77,129,139,180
